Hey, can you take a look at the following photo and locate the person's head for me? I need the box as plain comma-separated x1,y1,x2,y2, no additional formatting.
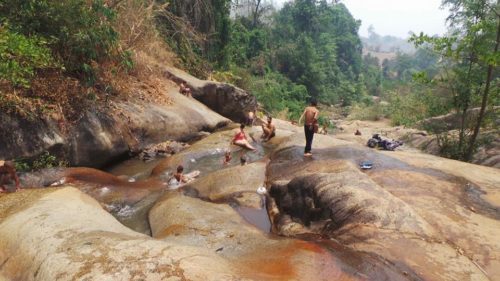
176,165,184,173
240,123,245,130
240,156,247,165
310,98,318,107
267,116,272,124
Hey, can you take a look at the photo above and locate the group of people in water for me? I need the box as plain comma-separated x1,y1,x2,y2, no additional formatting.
178,79,320,157
231,98,320,158
1,84,322,191
167,98,320,187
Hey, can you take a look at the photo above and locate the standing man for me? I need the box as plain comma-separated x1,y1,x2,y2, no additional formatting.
298,99,319,157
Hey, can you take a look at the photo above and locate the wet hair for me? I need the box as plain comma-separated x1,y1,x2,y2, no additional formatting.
177,165,184,173
310,98,318,106
240,123,245,129
267,116,272,121
240,156,247,165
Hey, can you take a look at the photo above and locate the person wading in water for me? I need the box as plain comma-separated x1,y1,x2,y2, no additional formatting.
298,99,319,157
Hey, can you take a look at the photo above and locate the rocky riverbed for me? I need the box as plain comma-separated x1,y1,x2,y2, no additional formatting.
1,68,499,281
1,119,499,280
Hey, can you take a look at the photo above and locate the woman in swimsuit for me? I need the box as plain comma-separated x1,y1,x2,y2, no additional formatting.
232,124,256,151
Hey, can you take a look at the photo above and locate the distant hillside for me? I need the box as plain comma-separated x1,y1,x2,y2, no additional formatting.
361,25,415,54
362,49,397,64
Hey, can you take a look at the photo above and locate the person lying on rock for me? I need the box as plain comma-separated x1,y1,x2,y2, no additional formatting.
232,124,256,151
179,81,192,98
0,160,21,193
261,116,276,142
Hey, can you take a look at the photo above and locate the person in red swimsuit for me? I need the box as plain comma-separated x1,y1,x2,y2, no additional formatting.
232,124,256,151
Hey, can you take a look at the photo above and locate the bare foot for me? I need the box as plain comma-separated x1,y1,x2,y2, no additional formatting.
304,153,312,157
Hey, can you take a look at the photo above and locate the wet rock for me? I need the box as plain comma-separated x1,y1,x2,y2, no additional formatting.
0,187,238,280
138,140,189,161
149,192,406,280
182,161,266,201
267,132,498,280
271,167,434,236
151,129,237,177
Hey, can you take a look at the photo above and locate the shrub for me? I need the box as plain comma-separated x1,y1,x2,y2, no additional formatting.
0,0,119,77
0,26,58,87
348,102,389,121
14,151,68,172
250,72,308,120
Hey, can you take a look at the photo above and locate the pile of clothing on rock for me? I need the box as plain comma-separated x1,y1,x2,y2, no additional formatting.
366,134,403,151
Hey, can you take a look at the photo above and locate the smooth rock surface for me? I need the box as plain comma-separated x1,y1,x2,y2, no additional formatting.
267,132,498,280
0,91,229,168
0,188,238,281
149,192,411,280
164,67,257,122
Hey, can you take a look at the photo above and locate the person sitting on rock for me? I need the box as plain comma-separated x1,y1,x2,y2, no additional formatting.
0,160,20,193
179,82,192,98
232,124,256,151
318,124,328,135
355,129,362,136
261,116,276,142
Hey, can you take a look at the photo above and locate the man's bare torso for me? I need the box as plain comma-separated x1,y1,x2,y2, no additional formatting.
304,106,319,125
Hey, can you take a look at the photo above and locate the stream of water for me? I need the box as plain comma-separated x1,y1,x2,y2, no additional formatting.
104,138,274,235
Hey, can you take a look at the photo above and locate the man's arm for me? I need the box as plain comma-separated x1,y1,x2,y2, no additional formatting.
313,109,319,122
298,109,306,125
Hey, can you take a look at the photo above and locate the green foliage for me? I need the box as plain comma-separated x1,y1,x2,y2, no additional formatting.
0,26,58,87
249,72,308,120
271,1,363,103
409,0,499,160
0,0,119,77
385,85,450,126
156,0,232,73
349,102,389,121
14,151,68,172
436,133,467,160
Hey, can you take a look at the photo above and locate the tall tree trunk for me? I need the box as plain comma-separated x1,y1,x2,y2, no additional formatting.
252,0,262,27
465,14,500,161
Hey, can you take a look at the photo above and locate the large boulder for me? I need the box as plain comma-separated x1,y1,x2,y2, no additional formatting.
182,161,266,202
0,84,229,168
266,132,499,280
164,67,257,123
0,187,238,281
149,192,411,280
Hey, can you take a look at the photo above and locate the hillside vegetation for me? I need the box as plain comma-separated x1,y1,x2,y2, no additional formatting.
1,0,498,163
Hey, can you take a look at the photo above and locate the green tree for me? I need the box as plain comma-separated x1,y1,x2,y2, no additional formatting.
0,0,119,77
411,0,499,161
